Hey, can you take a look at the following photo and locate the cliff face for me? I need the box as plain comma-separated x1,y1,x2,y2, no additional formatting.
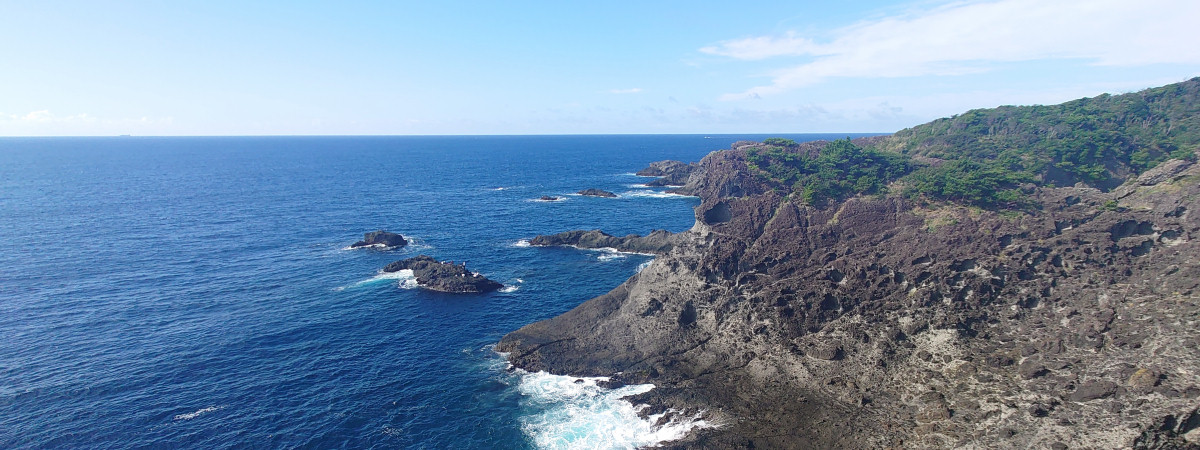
498,147,1200,448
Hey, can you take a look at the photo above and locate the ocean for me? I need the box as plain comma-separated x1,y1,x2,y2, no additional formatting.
0,134,873,449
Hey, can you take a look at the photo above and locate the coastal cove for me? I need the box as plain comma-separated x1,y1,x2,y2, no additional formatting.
0,134,872,448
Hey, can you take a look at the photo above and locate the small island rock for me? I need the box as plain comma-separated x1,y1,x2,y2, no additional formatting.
539,195,560,201
383,255,504,294
350,230,408,249
577,189,617,198
529,229,679,254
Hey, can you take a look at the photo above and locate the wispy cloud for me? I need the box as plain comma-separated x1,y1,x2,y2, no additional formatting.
705,0,1200,100
608,88,643,94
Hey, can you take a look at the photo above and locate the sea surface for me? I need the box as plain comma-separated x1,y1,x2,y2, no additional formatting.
0,134,875,449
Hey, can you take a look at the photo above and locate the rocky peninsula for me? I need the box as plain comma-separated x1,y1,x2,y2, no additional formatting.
638,160,696,187
383,255,504,294
499,79,1200,448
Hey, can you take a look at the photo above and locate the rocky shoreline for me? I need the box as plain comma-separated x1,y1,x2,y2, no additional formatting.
499,142,1200,448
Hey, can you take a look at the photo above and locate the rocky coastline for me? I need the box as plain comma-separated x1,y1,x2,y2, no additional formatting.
499,140,1200,447
383,255,504,294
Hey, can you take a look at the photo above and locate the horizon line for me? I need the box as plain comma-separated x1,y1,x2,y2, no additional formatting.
0,131,895,139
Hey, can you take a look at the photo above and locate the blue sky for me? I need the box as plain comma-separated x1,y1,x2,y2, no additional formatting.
2,0,1199,136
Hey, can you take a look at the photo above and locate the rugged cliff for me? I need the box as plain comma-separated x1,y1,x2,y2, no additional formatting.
498,84,1200,448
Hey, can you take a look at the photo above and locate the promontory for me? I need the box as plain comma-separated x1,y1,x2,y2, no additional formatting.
498,78,1200,448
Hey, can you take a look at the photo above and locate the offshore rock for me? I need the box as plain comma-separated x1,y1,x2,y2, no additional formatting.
383,255,503,294
500,139,1200,448
350,230,407,248
577,188,618,198
529,229,680,254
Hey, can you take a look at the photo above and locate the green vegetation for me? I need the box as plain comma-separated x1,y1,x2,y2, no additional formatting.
879,77,1200,188
746,138,913,204
745,78,1200,209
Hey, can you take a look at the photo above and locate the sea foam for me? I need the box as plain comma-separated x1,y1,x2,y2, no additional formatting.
339,269,419,290
621,190,691,199
173,406,222,421
516,371,711,449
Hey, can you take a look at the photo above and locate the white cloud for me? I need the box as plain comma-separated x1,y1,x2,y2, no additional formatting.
706,0,1200,100
700,32,829,60
608,88,643,94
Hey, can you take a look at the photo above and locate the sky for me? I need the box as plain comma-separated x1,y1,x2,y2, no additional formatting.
2,0,1199,136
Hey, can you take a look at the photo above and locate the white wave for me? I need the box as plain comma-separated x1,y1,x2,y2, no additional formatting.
625,184,652,189
580,247,656,262
341,269,419,290
174,405,223,421
636,260,654,273
530,196,568,203
516,370,712,449
512,239,532,248
595,248,628,262
340,235,431,252
500,285,520,293
620,172,658,178
620,190,692,199
340,243,392,250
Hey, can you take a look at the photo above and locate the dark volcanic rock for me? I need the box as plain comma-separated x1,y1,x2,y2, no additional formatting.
538,196,560,201
350,230,407,248
577,188,617,198
529,229,680,254
383,255,503,294
637,160,696,187
1071,380,1119,402
500,140,1200,448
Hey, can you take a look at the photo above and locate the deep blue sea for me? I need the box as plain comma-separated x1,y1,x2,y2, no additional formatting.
0,134,873,449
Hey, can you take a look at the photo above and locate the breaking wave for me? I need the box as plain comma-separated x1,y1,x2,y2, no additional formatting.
515,371,712,449
621,190,691,199
173,406,223,421
338,269,419,291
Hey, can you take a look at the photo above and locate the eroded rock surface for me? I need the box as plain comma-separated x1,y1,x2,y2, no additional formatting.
638,160,697,187
500,141,1200,448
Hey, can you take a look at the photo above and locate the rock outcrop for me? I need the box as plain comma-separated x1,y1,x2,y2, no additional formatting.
500,141,1200,448
538,195,560,202
577,188,618,198
350,230,407,248
529,229,680,254
383,255,504,294
638,160,697,187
